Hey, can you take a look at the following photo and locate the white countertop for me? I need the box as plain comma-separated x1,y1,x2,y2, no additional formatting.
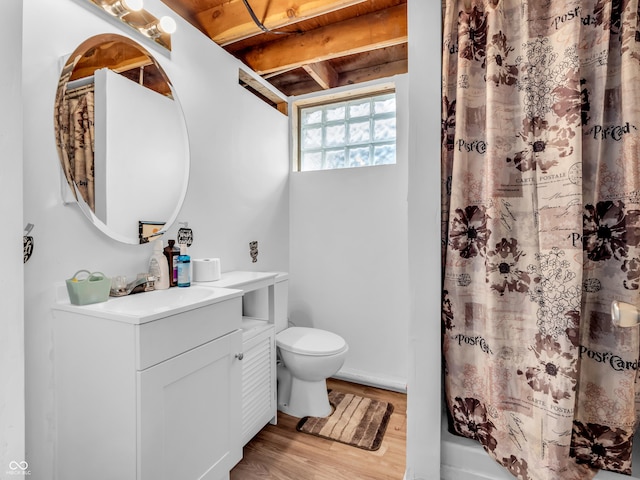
193,270,285,292
52,284,243,324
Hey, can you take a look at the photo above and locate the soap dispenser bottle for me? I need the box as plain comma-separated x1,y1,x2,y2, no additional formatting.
177,243,191,288
149,240,170,290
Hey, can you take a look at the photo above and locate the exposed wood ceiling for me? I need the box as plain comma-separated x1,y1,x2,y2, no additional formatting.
68,34,173,97
160,0,408,98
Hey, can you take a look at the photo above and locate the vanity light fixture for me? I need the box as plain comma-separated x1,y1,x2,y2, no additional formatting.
82,0,175,52
101,0,143,18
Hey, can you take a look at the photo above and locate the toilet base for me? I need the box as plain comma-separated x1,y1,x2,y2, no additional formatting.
278,377,332,418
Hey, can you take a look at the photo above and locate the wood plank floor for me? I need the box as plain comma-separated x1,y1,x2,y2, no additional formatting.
230,378,407,480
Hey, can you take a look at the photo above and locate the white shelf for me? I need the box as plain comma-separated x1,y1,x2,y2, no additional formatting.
241,316,272,342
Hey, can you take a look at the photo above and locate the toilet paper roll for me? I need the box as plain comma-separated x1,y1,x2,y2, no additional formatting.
192,258,221,282
611,300,639,328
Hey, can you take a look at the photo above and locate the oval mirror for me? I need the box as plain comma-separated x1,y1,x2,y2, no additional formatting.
54,33,189,244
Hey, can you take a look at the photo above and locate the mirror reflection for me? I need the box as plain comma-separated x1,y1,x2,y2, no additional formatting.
54,33,189,244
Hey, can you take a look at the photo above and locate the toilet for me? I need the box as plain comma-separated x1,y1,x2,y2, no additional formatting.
197,271,349,419
276,326,348,418
248,273,349,418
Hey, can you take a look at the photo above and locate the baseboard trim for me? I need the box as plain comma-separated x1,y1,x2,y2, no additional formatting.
332,368,407,393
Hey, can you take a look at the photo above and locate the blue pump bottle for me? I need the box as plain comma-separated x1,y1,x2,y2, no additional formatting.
177,244,191,287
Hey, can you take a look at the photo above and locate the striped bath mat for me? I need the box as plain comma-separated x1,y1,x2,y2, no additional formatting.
295,391,394,451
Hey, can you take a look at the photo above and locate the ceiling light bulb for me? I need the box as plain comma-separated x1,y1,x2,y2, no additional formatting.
103,0,143,17
122,0,143,11
139,16,176,39
158,16,177,34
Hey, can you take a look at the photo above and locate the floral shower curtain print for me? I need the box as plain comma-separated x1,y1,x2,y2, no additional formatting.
54,82,96,212
441,1,640,479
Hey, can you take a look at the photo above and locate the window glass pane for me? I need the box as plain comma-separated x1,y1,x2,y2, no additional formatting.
373,117,396,141
302,127,322,149
296,89,396,171
325,149,346,169
302,109,322,125
348,147,370,167
301,151,322,171
374,144,396,165
374,95,396,114
326,105,346,121
348,121,371,144
325,124,346,147
349,100,370,118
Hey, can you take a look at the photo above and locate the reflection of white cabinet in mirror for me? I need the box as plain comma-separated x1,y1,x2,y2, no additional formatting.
94,68,186,236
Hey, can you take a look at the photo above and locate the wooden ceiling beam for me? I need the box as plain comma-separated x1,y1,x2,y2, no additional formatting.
71,54,153,81
241,4,407,75
339,58,408,86
262,66,299,79
273,58,407,96
239,68,289,114
302,61,339,90
196,0,368,46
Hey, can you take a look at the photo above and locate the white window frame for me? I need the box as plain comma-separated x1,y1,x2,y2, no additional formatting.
292,82,397,172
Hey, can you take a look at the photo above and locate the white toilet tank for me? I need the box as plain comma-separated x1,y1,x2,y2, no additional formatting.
242,272,289,333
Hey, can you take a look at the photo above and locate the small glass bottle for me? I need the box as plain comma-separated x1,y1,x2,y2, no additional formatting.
177,243,191,287
164,239,179,287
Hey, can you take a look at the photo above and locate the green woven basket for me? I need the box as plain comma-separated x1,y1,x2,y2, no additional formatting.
65,270,111,306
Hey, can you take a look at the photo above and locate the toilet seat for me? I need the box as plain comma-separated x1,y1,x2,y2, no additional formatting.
277,327,347,356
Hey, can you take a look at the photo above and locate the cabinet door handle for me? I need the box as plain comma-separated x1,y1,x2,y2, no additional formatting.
235,353,244,360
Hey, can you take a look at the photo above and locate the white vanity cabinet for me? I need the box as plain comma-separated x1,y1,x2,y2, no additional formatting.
51,287,244,480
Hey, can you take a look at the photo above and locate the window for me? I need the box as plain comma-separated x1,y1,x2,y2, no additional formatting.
296,89,396,171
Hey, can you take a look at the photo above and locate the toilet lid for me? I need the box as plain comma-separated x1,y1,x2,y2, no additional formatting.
277,327,347,356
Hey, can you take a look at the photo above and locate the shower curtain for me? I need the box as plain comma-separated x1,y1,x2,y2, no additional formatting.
441,1,640,478
54,82,96,212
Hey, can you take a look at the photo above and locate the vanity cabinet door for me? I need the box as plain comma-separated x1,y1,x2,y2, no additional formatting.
138,329,242,480
241,324,277,446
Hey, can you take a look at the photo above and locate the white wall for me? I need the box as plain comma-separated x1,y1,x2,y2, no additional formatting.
1,1,24,478
289,76,410,391
22,0,289,477
406,1,442,479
